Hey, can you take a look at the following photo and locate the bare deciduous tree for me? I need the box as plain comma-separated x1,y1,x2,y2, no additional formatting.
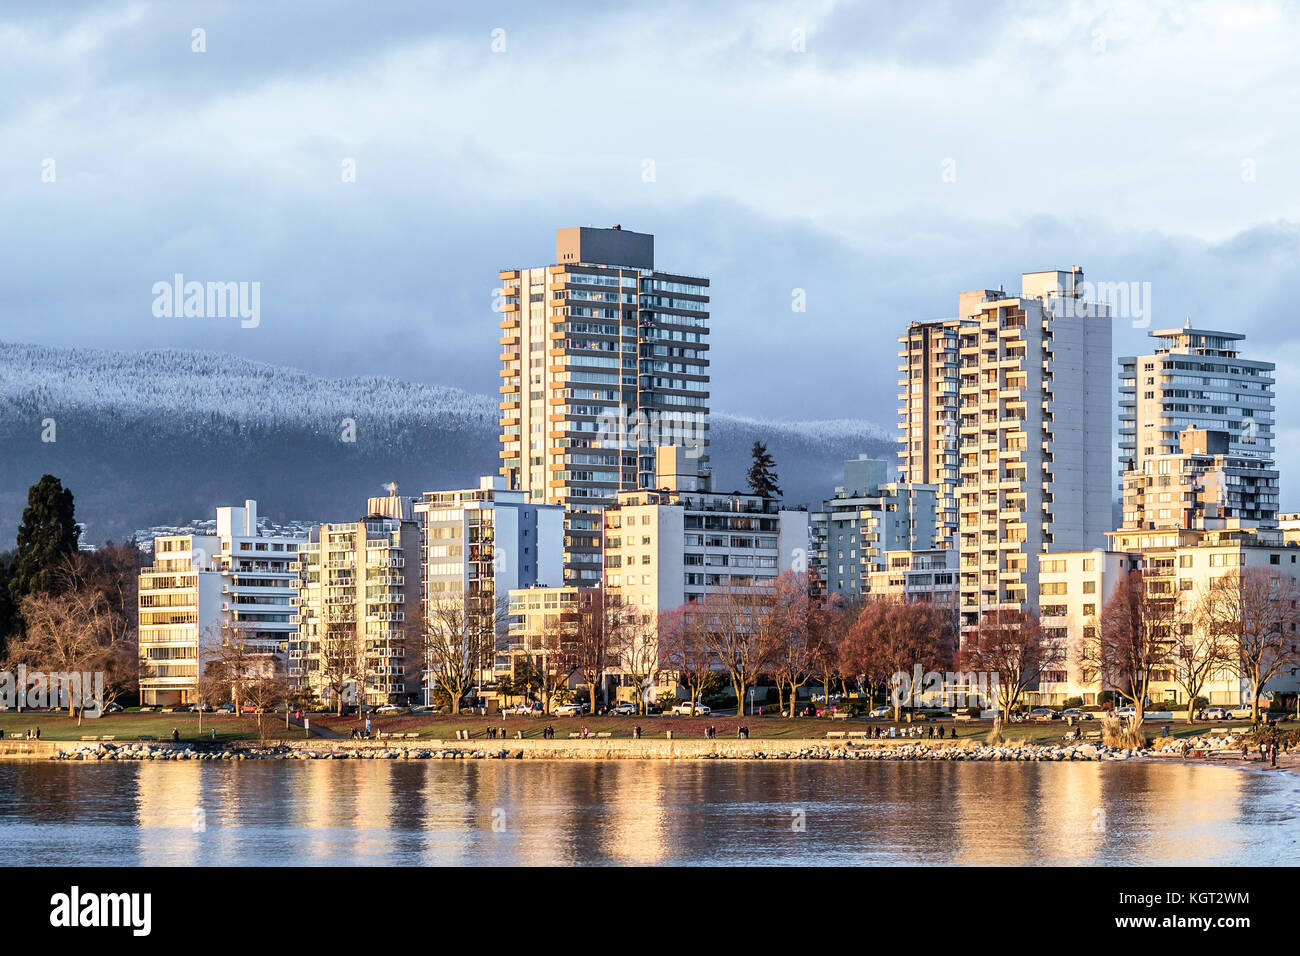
416,597,476,714
840,597,951,721
1078,570,1180,727
658,604,720,713
614,609,660,714
1200,567,1300,723
960,607,1055,722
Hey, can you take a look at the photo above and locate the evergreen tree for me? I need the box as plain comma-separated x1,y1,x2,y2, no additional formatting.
9,475,80,602
746,440,782,498
0,552,15,658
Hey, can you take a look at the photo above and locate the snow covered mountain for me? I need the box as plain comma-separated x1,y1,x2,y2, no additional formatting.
0,341,893,545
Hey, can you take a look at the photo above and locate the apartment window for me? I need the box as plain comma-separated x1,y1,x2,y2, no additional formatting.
1083,581,1096,594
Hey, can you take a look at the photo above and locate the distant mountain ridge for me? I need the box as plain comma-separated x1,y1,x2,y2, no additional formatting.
0,340,893,545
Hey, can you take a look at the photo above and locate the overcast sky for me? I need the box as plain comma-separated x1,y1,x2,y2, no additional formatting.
3,1,1299,499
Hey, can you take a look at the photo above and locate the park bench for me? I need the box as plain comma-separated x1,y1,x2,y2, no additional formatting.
847,731,868,738
137,735,157,741
567,732,583,738
825,731,846,738
375,732,392,739
404,732,419,739
80,735,99,741
1083,729,1102,741
596,732,612,738
829,711,851,721
954,713,974,722
100,736,114,741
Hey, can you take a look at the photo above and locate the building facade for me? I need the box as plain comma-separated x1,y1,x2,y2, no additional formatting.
955,268,1112,635
414,476,565,694
810,455,939,600
137,501,302,706
1119,325,1275,492
602,448,809,620
1121,427,1279,532
897,318,965,550
497,225,710,586
291,492,423,707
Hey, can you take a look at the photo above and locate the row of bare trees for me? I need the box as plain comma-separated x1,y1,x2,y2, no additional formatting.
1079,567,1300,725
648,565,1300,727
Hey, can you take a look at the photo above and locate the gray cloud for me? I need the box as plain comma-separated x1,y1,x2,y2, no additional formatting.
4,0,1300,503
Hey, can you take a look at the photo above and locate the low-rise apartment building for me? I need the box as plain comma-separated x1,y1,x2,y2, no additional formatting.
810,455,938,600
137,501,302,706
602,447,809,619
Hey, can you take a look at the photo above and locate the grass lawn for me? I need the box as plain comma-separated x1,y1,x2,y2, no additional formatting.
310,712,1297,743
5,709,1291,746
0,711,300,743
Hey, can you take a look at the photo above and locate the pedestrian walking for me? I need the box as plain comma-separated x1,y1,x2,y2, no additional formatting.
172,727,180,743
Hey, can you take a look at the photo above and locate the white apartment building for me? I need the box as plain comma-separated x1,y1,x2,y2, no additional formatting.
955,268,1112,635
138,501,303,706
810,455,939,600
1119,325,1275,491
414,476,565,693
602,447,809,620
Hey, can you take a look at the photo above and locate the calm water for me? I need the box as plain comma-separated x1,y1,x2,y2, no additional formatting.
1,760,1297,866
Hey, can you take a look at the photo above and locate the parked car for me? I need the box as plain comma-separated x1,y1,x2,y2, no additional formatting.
611,702,637,716
1203,707,1230,720
1028,707,1059,722
103,702,124,713
193,702,212,712
504,703,541,716
1230,704,1258,720
553,702,587,717
1061,708,1092,721
375,704,405,715
868,705,893,718
409,704,438,715
1114,706,1137,718
672,702,710,716
215,704,236,714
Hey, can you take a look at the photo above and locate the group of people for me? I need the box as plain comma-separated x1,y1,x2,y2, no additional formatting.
22,727,41,740
485,726,508,740
540,725,557,739
869,724,952,739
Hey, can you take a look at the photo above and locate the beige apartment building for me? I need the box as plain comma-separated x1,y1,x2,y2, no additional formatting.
897,318,965,550
497,225,710,587
137,501,302,706
1122,427,1279,532
291,491,423,707
1036,529,1300,707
